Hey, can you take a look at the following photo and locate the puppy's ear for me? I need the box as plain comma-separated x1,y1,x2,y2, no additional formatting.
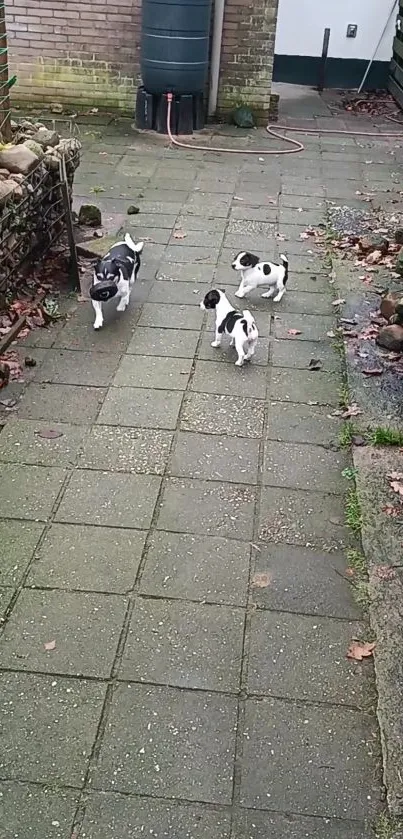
134,241,144,254
203,289,220,309
241,252,259,268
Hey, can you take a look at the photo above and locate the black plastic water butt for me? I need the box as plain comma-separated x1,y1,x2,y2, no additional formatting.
136,0,212,134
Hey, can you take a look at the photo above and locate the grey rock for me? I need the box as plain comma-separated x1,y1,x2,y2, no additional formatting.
78,204,102,227
376,324,403,352
31,128,60,148
0,143,39,175
396,247,403,277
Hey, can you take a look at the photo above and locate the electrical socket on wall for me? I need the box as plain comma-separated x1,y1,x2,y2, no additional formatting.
346,24,357,37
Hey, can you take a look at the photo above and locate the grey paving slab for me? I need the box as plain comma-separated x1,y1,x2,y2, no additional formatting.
0,519,44,586
271,338,341,372
156,262,216,283
79,426,172,474
248,610,368,704
191,361,267,399
113,355,192,390
0,464,65,521
97,386,183,429
156,477,256,540
19,383,106,424
251,543,359,619
288,271,333,293
82,791,231,839
93,683,237,803
140,531,249,605
120,597,244,691
279,207,326,226
169,431,259,484
164,245,220,264
183,194,232,217
198,332,270,366
27,523,146,593
138,302,204,330
278,291,333,315
0,419,86,467
35,350,120,387
127,326,199,358
259,486,346,551
263,440,347,493
0,671,106,785
270,368,340,406
233,810,370,839
0,781,79,839
176,214,227,232
0,586,14,619
53,305,136,353
280,194,327,210
180,392,265,438
273,312,335,341
229,205,278,223
241,698,380,819
0,589,126,678
168,229,224,248
128,212,177,229
148,281,205,305
137,200,184,215
55,470,161,529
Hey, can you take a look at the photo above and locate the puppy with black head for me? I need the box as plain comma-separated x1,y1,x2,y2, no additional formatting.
90,232,144,330
200,289,258,366
232,251,288,301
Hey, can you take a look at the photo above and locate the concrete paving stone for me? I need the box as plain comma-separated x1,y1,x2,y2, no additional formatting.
240,697,380,819
120,597,244,691
156,262,216,283
139,302,203,330
113,354,192,390
227,219,276,237
214,264,247,287
0,589,126,678
93,682,237,803
140,189,190,205
156,477,256,540
97,386,182,429
183,194,232,217
53,305,136,353
137,200,184,216
230,190,280,207
27,523,146,593
0,586,14,618
280,195,326,210
0,419,87,467
19,383,106,424
190,361,267,400
82,791,231,839
140,530,249,605
279,208,326,226
280,178,325,196
137,227,172,245
198,332,270,366
0,781,79,839
259,486,346,551
0,464,65,521
175,214,227,232
271,338,341,371
79,426,172,474
180,392,265,438
229,206,278,223
286,255,325,274
0,671,106,785
195,177,237,194
55,470,161,529
148,281,206,305
263,440,347,493
16,322,63,349
233,809,370,838
35,350,120,387
164,245,220,264
266,401,342,446
147,179,192,194
169,431,259,484
168,229,224,248
0,519,43,587
248,610,368,705
278,291,333,316
270,367,339,406
250,543,359,619
128,212,177,229
127,326,199,358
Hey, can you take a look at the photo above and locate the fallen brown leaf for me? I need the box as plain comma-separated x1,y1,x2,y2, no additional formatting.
44,640,56,651
251,572,271,588
346,641,375,661
173,230,187,239
287,329,302,336
341,403,362,418
37,429,64,439
362,368,383,376
390,480,403,497
382,504,403,517
332,298,345,306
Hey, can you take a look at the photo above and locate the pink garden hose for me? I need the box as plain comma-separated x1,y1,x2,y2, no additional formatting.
165,92,403,156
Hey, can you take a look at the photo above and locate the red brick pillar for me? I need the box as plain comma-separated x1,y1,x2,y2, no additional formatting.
217,0,279,123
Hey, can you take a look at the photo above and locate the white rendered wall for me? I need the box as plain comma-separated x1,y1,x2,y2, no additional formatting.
274,0,397,61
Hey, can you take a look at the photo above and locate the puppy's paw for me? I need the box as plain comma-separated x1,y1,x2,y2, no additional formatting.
93,323,103,330
261,291,273,298
235,358,244,366
234,290,245,298
211,340,221,348
116,302,127,312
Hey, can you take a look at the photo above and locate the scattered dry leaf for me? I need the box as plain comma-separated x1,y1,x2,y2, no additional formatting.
37,429,63,439
44,640,56,651
362,368,383,376
173,230,187,239
251,572,271,588
346,641,375,661
382,504,403,517
332,298,345,306
287,329,302,336
341,403,362,418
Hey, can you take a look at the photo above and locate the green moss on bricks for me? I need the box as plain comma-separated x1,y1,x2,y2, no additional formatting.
29,59,136,113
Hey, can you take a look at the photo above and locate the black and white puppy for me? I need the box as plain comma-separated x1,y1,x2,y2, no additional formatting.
200,289,258,366
90,232,144,330
232,251,288,301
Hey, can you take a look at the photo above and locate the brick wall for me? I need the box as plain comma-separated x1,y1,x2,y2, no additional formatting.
6,0,278,120
217,0,279,122
6,0,141,112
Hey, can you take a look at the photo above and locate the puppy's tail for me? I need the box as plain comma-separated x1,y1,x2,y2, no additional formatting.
125,232,144,253
280,253,289,286
242,309,258,339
